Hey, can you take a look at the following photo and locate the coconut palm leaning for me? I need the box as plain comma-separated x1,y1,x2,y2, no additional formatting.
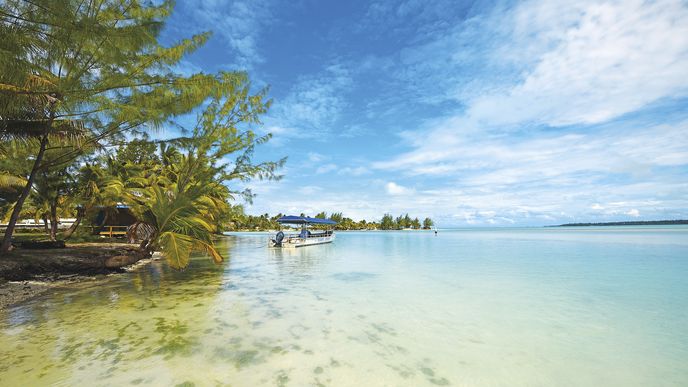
126,152,226,269
125,86,286,270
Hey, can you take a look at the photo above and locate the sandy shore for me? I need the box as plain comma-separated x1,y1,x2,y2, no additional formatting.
0,280,49,310
0,243,155,311
0,276,96,311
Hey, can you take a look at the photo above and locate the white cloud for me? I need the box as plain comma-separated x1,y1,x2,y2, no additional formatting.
367,117,688,224
171,60,203,77
308,152,328,162
385,182,412,195
366,0,688,224
235,0,688,225
185,0,273,69
242,175,687,226
386,0,688,124
315,163,338,174
467,0,688,127
338,166,370,176
264,64,353,140
375,120,688,180
298,186,322,195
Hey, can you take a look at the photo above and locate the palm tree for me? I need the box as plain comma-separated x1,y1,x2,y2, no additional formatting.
0,0,228,254
0,174,25,189
0,137,26,191
62,164,124,239
126,153,224,269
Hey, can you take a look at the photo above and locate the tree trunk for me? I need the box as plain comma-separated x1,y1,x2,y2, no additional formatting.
0,130,51,254
42,215,49,234
62,207,84,239
49,200,58,241
92,211,110,235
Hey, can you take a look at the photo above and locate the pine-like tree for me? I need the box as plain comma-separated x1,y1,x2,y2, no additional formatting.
0,1,234,252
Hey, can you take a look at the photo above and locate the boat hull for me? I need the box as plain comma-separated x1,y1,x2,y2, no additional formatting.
270,234,335,248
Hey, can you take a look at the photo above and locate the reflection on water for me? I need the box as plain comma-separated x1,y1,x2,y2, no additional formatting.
1,227,688,386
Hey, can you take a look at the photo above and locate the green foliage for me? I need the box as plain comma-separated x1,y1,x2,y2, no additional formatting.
114,138,160,166
1,0,219,140
0,0,254,252
380,214,395,230
64,226,118,243
125,155,224,269
128,174,224,270
121,86,283,269
224,210,432,231
0,141,32,211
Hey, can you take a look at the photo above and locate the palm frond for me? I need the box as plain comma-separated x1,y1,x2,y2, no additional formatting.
158,231,193,270
0,173,27,190
195,240,224,264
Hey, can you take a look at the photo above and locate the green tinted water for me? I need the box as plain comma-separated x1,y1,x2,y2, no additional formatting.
1,227,687,386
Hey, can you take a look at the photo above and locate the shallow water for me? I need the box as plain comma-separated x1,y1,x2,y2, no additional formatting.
1,227,688,386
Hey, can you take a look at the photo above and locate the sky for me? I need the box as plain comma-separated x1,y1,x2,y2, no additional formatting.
158,0,688,226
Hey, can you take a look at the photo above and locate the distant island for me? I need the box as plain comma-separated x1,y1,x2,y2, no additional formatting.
225,210,435,231
553,220,688,227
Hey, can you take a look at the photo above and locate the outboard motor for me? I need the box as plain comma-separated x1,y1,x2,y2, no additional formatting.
273,231,285,247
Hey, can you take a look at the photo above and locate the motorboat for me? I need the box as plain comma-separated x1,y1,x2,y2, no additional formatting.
270,215,337,248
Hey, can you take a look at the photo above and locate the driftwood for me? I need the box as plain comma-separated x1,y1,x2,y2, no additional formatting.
104,254,145,268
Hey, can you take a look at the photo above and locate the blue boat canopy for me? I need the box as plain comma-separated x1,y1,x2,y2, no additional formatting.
277,215,337,225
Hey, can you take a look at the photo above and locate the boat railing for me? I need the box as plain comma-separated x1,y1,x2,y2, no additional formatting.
275,229,334,242
306,230,334,237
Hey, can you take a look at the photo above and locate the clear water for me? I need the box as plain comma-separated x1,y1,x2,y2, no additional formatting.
1,227,687,386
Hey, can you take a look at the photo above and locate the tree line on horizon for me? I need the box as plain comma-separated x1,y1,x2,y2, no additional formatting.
224,209,434,231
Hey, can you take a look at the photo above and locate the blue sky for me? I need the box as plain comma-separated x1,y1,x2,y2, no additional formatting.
158,0,688,226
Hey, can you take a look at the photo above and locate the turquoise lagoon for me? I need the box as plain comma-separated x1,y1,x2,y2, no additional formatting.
1,227,687,386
